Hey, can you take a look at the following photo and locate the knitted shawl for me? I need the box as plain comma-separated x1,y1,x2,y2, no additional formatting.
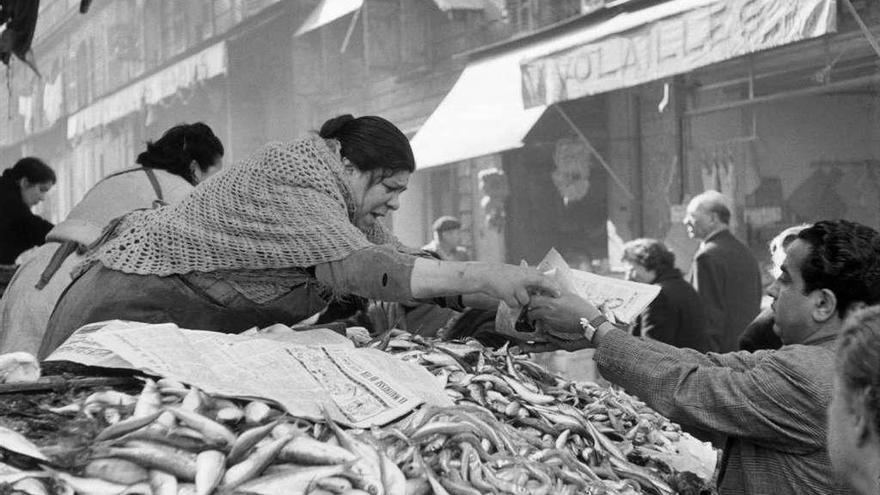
88,134,396,301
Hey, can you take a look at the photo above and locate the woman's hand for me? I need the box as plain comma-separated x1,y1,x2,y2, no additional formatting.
527,291,600,336
477,264,560,307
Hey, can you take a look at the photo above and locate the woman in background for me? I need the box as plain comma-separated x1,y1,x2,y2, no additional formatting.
621,238,708,351
0,157,55,265
0,123,224,355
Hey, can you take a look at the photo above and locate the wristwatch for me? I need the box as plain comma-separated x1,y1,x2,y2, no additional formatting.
579,314,609,344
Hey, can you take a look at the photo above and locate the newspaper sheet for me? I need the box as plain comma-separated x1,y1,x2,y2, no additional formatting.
46,321,450,428
496,248,660,342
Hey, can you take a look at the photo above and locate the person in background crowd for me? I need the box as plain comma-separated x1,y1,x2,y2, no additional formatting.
683,190,762,352
621,238,708,351
39,114,558,358
524,219,880,495
828,306,880,495
0,157,55,265
0,123,224,355
422,215,469,261
738,224,810,352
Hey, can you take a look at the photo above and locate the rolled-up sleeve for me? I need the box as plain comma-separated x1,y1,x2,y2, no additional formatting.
594,330,830,454
314,245,416,301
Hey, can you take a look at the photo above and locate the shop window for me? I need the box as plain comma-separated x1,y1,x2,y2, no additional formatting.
162,0,189,58
320,12,366,94
187,2,214,43
366,0,401,72
74,41,90,109
90,36,106,99
142,3,163,68
214,0,244,34
503,0,581,33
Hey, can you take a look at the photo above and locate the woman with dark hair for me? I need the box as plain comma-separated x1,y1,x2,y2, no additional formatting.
0,157,56,264
621,238,708,351
828,305,880,495
38,115,557,357
0,123,223,355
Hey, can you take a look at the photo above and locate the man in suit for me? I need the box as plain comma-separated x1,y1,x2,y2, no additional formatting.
683,190,762,353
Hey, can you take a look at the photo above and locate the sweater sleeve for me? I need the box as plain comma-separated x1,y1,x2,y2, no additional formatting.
313,245,416,301
595,330,831,453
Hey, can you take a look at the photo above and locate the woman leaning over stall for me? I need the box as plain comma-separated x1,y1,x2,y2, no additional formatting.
0,157,56,265
828,306,880,495
39,115,558,357
0,123,224,355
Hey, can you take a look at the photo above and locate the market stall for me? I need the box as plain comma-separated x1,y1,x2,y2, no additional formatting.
0,320,716,495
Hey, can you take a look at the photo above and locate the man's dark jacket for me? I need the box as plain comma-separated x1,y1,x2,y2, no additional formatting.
634,267,710,352
689,229,762,353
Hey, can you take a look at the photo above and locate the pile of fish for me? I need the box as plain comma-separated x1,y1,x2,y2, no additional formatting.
0,330,715,495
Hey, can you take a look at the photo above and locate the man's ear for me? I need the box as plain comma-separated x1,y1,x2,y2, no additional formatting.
812,288,838,322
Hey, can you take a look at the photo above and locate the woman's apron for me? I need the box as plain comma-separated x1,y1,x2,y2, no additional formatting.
39,263,329,359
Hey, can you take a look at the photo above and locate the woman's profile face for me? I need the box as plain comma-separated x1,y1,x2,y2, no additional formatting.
19,178,53,207
622,260,654,284
347,166,410,230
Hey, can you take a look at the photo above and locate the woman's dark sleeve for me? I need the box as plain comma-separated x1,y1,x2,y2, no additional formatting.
640,292,677,346
24,214,53,247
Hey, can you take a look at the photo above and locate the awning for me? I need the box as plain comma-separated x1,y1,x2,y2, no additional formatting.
412,0,836,169
295,0,363,37
411,0,717,169
68,41,227,139
410,53,547,169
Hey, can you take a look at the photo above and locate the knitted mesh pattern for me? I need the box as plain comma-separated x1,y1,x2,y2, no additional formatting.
89,134,396,302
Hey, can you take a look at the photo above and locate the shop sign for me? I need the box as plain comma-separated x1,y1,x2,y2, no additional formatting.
521,0,837,108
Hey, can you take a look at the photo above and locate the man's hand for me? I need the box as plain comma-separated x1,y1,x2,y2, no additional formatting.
527,292,600,336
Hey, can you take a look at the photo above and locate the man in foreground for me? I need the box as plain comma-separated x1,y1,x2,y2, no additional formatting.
524,220,880,495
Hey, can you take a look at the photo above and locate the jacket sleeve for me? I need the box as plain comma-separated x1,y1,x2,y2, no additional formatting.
692,252,725,352
595,330,829,454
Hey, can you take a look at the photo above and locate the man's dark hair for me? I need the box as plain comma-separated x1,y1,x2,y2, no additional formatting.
797,220,880,318
622,238,675,273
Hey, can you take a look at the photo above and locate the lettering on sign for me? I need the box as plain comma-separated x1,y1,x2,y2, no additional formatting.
521,0,836,107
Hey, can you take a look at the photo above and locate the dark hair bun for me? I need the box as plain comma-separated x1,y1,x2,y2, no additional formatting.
319,114,355,139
